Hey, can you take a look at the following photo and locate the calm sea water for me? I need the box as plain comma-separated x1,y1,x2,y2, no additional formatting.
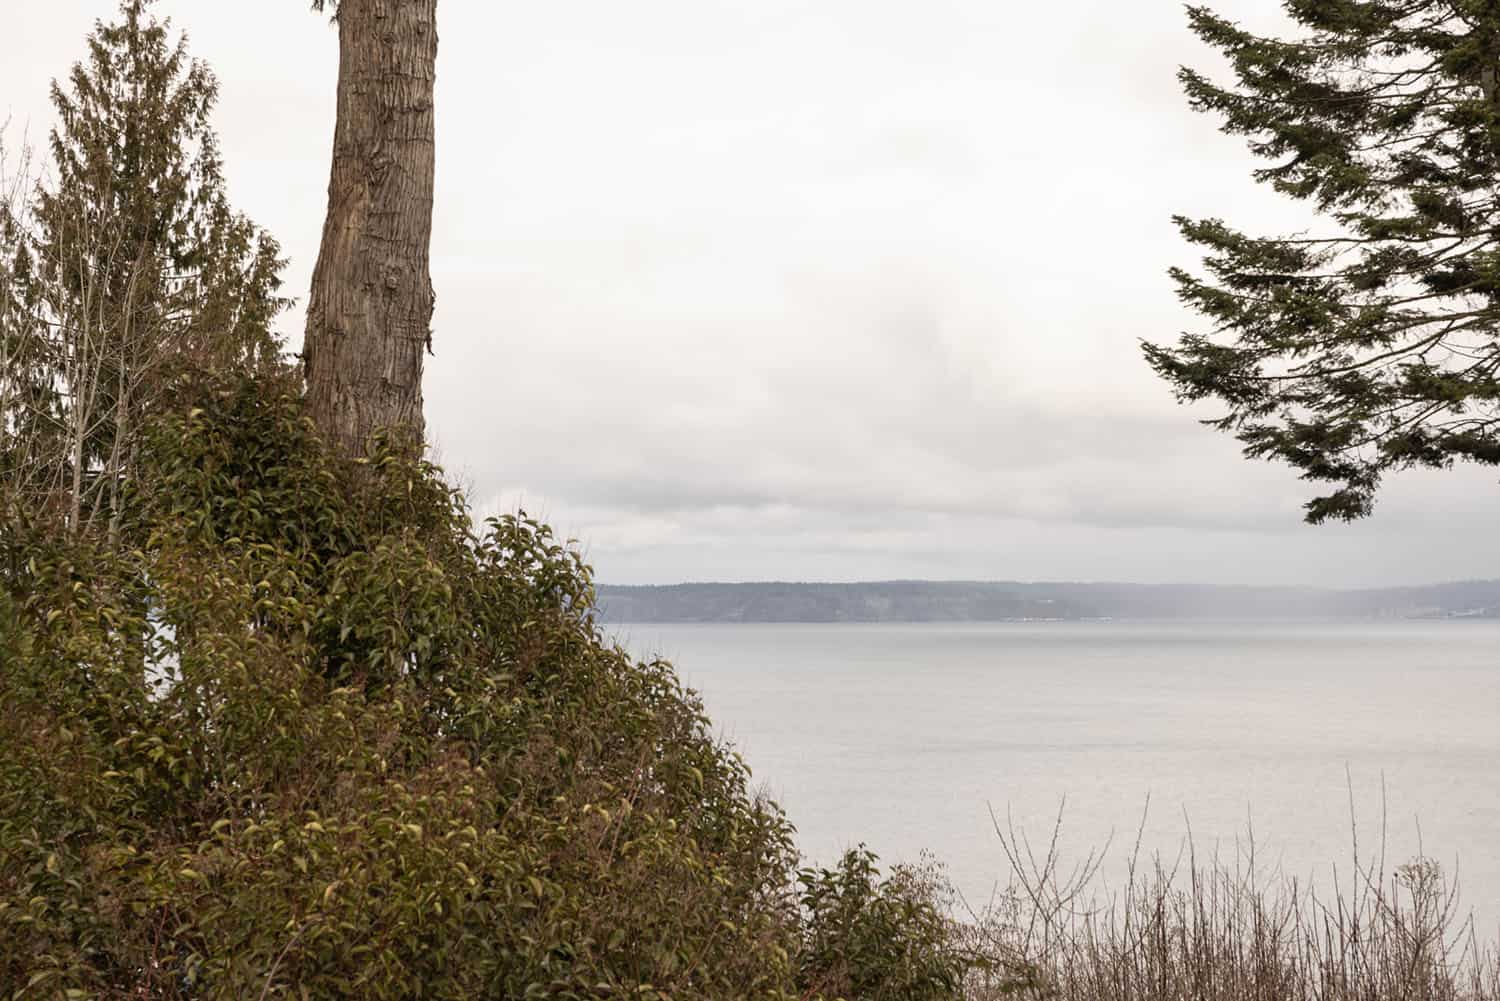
613,620,1500,933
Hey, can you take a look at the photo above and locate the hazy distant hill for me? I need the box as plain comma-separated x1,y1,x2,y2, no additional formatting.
594,580,1500,623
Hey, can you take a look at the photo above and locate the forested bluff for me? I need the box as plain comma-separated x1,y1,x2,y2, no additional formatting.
596,580,1500,623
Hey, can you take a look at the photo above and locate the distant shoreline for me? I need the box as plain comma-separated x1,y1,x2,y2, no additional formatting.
594,579,1500,624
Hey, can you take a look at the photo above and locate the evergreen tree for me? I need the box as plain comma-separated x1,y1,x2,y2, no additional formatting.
1146,1,1500,522
0,0,288,534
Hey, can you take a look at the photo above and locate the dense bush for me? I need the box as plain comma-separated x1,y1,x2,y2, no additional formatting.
797,847,977,1001
0,378,978,1000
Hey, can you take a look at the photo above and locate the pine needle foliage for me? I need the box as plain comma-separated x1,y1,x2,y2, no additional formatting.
0,0,288,535
1145,1,1500,522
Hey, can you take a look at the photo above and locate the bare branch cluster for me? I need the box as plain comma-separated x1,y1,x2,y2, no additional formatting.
960,796,1500,1001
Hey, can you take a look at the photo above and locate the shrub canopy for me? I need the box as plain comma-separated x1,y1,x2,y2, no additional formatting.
0,379,979,1000
1,381,805,998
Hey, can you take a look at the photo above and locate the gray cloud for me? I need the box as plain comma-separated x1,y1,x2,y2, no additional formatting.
9,0,1499,587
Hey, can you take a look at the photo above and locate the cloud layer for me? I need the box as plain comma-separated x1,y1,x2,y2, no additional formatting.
9,1,1500,586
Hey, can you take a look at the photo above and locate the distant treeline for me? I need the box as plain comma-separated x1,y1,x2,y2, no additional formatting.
594,580,1500,623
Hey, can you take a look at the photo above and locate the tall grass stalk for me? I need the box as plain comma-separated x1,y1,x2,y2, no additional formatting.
961,796,1500,1001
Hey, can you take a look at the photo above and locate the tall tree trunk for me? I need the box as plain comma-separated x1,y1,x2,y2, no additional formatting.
303,0,437,457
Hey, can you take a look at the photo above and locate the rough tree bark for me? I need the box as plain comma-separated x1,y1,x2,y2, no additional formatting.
303,0,437,457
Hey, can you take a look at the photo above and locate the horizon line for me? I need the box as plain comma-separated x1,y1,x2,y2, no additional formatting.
595,577,1500,593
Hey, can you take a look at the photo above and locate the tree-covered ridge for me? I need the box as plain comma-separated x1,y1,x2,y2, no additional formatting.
594,579,1500,623
1147,1,1500,522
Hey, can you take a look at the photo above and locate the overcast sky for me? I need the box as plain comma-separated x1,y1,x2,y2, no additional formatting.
8,0,1500,587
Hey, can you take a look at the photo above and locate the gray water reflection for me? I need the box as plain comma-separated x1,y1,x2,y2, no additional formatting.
615,620,1500,933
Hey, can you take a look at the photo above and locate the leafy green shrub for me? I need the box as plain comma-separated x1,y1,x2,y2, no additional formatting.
798,846,976,1001
1,379,804,999
1,376,1002,999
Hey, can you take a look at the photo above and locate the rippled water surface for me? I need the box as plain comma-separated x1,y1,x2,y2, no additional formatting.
614,620,1500,931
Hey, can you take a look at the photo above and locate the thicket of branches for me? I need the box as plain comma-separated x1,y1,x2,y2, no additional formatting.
965,806,1500,1001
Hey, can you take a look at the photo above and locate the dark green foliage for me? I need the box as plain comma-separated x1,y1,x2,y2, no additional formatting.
0,383,790,998
797,847,977,1001
0,381,979,1000
1146,1,1500,521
